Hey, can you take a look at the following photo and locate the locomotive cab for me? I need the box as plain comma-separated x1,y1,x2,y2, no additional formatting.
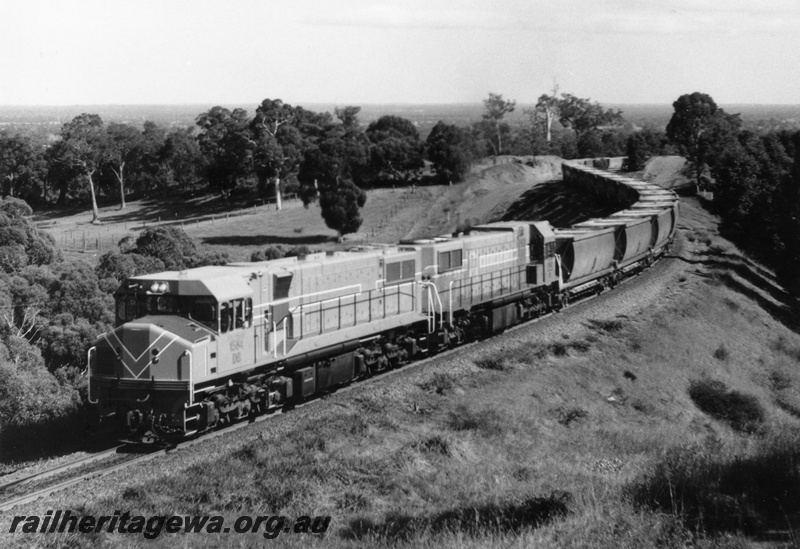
89,269,256,438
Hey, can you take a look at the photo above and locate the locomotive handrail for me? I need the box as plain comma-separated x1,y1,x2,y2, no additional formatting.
449,280,455,327
87,347,98,404
282,317,288,356
184,350,193,405
418,281,444,333
272,321,277,358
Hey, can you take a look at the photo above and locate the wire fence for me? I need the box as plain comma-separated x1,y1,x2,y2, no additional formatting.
46,194,299,254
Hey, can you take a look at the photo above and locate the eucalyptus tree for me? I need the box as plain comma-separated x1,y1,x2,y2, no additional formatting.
0,132,45,199
425,121,473,184
482,93,516,155
57,114,106,224
251,98,304,210
195,107,254,198
366,115,424,184
666,92,740,190
297,106,369,240
104,122,141,209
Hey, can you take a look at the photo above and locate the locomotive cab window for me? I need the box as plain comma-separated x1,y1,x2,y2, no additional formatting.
117,294,138,322
190,297,217,330
220,301,231,333
220,298,253,333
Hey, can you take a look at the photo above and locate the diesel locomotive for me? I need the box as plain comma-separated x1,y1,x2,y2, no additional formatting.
87,161,679,441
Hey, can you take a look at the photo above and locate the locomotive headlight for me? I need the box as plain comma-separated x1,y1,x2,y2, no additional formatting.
148,281,169,293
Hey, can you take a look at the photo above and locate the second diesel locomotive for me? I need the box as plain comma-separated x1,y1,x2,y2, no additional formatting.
88,161,679,440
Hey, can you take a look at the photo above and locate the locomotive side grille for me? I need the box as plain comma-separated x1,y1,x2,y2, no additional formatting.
95,346,116,376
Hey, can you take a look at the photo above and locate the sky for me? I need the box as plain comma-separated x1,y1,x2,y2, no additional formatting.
1,0,798,106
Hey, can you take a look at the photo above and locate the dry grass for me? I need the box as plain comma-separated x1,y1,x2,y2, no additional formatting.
9,197,800,548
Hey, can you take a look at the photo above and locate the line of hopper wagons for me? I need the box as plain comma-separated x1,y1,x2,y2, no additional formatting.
87,160,680,442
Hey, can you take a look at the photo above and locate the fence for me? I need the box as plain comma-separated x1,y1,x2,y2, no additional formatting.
47,194,300,254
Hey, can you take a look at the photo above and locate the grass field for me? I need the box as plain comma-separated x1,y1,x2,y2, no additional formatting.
9,157,800,547
35,156,563,263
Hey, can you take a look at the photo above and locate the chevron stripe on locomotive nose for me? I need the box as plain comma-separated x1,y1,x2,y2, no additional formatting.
103,326,180,379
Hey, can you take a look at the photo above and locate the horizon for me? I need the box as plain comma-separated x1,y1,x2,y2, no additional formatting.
2,1,799,106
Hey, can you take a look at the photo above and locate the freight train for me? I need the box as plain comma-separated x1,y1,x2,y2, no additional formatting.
88,161,679,441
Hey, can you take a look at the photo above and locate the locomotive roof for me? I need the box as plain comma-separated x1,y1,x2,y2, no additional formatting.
125,265,255,302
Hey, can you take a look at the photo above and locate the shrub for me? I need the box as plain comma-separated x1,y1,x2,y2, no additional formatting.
134,226,197,270
630,399,654,414
775,395,800,419
569,339,591,352
549,342,569,357
420,372,457,395
713,344,729,361
769,369,792,391
688,379,765,433
630,432,800,536
589,318,625,333
448,404,505,435
250,245,287,261
553,406,588,426
474,356,508,371
343,491,572,541
772,336,800,362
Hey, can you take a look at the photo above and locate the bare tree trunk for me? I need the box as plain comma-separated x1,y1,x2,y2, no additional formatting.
112,163,126,209
87,170,101,224
274,176,282,211
545,110,553,143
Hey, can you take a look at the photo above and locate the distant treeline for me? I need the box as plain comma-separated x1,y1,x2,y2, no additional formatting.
0,93,677,235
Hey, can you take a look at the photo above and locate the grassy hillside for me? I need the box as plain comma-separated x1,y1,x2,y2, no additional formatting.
10,191,800,546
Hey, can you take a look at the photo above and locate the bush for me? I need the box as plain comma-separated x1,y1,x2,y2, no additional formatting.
134,226,197,270
420,372,457,395
474,356,508,371
569,339,591,352
553,406,588,426
448,404,505,435
630,432,800,536
713,344,729,361
688,379,765,433
549,342,569,357
0,340,80,428
589,318,625,333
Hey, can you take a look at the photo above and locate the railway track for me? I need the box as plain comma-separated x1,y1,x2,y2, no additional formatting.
0,445,124,495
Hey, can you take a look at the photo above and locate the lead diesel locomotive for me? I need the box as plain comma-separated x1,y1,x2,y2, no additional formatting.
88,162,679,440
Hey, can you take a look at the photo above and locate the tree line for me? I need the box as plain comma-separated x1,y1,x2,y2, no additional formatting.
662,92,800,293
0,92,676,240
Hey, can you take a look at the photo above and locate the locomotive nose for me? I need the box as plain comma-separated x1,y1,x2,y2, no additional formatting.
94,319,190,382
